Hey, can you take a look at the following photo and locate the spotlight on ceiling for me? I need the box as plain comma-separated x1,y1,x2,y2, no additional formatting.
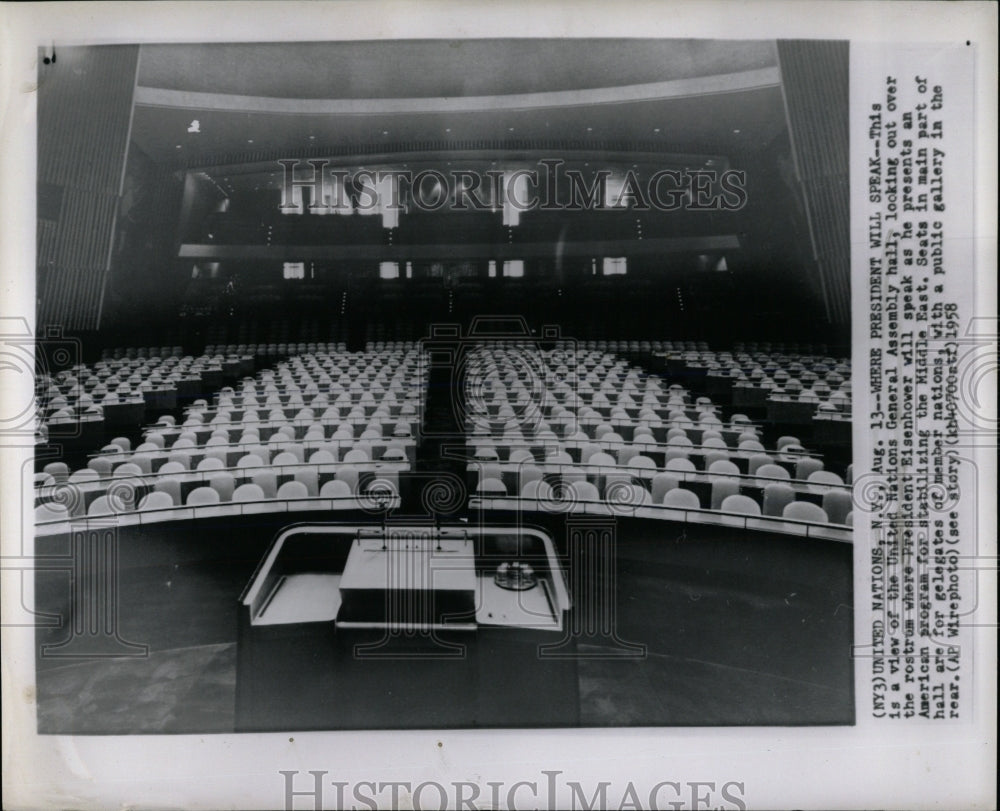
697,254,730,272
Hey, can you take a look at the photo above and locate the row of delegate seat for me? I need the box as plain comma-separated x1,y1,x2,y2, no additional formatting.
48,432,412,477
467,418,851,514
36,459,399,518
732,341,831,354
365,341,434,352
140,350,426,450
468,442,850,486
36,351,256,438
657,349,850,386
572,340,830,355
463,345,851,533
472,478,851,542
40,353,253,411
469,461,852,524
100,345,184,360
464,345,843,448
103,343,350,361
475,475,850,524
204,341,348,360
463,345,729,415
462,345,828,468
657,348,852,423
132,345,423,436
88,352,422,473
468,435,833,479
577,341,829,355
675,354,849,392
35,345,428,532
132,418,418,451
34,472,398,534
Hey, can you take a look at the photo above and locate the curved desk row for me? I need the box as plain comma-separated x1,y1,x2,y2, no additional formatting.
34,493,403,535
470,495,853,543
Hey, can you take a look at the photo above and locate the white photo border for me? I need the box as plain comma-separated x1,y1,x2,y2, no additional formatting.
1,3,995,810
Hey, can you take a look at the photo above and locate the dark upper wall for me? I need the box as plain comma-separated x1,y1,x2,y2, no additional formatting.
37,45,139,332
102,144,186,330
36,41,847,350
776,40,850,330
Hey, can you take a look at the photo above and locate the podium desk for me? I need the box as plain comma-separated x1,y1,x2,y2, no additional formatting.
235,523,577,730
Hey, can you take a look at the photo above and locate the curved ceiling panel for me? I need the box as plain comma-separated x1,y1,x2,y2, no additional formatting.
130,86,786,168
136,39,778,100
135,68,780,116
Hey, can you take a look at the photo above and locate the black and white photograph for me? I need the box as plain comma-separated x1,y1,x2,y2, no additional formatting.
28,36,854,735
1,3,995,810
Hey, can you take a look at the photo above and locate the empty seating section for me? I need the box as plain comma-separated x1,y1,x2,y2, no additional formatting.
650,343,851,434
36,336,850,541
203,341,345,363
464,341,852,540
34,343,426,531
35,348,255,445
